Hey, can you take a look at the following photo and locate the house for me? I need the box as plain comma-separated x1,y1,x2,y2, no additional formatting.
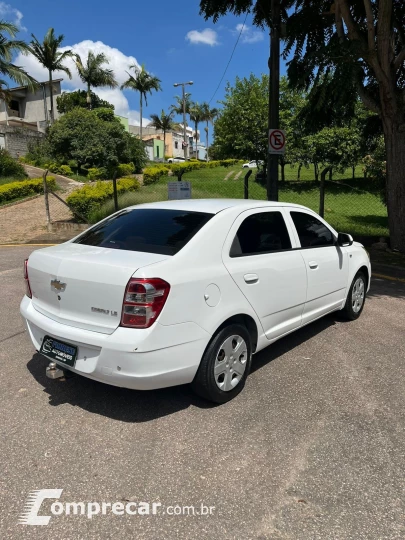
143,137,165,161
0,79,62,132
129,124,201,159
189,143,208,161
0,79,63,157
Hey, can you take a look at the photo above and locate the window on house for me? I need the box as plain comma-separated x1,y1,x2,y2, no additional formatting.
156,145,160,158
9,100,20,115
175,141,178,149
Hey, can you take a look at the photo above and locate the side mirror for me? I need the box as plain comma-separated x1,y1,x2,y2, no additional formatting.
337,232,354,247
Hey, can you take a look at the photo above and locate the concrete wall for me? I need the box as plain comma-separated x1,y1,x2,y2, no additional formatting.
0,125,44,158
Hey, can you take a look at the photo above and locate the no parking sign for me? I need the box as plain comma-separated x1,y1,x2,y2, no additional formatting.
268,129,286,155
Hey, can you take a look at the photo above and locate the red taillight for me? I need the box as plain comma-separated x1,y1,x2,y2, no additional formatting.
121,278,170,329
24,259,32,298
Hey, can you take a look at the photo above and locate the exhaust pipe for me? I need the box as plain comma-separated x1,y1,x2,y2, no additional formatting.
46,361,65,380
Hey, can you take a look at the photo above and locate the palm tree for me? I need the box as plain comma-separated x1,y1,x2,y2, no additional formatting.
189,102,204,160
201,102,218,161
121,64,161,141
75,51,118,110
149,110,178,159
0,21,37,99
170,93,192,118
29,28,73,123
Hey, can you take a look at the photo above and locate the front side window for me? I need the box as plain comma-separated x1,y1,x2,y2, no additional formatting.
230,211,292,257
290,211,335,248
75,209,214,255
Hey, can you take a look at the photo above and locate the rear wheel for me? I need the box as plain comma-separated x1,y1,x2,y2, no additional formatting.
192,324,252,404
342,271,367,320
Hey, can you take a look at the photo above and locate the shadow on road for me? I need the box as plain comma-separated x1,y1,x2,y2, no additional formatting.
26,313,342,423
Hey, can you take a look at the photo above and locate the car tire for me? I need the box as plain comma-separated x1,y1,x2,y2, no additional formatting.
191,324,252,404
341,271,367,321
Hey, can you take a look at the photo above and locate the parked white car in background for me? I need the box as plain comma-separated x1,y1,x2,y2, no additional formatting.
21,200,371,403
242,160,264,168
167,156,188,163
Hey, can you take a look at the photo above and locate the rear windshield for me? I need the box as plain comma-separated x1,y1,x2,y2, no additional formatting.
74,208,214,255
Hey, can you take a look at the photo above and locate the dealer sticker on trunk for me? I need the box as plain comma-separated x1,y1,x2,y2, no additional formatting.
40,336,78,367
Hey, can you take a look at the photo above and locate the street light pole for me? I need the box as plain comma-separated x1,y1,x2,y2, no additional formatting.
174,81,193,159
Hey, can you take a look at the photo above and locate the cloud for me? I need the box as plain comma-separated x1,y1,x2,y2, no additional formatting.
0,2,26,30
235,24,264,44
14,40,151,125
186,28,219,46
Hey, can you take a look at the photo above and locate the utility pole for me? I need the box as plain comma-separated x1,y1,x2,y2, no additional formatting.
267,0,281,201
174,81,193,159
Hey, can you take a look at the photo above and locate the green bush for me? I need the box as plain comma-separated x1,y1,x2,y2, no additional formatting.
87,167,107,181
0,149,27,179
0,176,56,204
117,163,135,178
143,166,169,185
66,177,140,219
58,164,73,176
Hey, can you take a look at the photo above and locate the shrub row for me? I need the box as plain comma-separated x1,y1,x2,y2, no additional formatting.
0,177,56,204
143,166,170,185
66,177,140,220
142,159,244,184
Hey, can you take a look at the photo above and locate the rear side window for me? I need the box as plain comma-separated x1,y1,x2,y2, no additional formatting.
290,211,335,248
230,211,292,257
74,209,213,255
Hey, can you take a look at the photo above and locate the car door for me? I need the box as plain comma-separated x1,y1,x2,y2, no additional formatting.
287,210,349,324
222,208,307,342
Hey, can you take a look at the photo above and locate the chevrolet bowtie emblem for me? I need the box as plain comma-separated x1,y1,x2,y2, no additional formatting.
51,279,66,292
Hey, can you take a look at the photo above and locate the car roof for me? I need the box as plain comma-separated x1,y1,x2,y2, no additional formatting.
126,199,311,214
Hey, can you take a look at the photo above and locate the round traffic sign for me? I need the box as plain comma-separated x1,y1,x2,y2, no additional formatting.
269,129,285,151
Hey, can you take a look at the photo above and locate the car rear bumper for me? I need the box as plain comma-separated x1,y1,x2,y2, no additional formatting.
20,296,210,390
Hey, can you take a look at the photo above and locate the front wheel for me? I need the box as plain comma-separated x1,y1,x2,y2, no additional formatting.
192,324,252,404
342,271,367,320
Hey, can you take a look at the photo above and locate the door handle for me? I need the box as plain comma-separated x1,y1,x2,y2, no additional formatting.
308,261,318,270
244,273,259,284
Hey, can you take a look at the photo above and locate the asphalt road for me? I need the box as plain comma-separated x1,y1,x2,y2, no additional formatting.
1,246,405,540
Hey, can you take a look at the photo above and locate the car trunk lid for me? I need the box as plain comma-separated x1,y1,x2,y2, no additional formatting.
28,243,169,334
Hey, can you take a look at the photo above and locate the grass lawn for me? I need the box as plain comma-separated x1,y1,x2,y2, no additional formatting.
88,164,388,238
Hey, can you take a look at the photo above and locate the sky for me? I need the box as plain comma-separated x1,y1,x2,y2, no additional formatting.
0,0,287,137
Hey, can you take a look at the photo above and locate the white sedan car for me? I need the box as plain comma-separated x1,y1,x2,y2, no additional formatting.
21,200,370,403
167,156,188,163
242,160,264,168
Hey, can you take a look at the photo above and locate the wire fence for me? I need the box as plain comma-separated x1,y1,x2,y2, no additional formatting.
48,164,388,240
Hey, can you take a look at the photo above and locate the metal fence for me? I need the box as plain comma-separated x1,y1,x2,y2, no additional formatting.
50,165,388,240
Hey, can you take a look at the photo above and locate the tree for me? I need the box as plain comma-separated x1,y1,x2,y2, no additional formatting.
148,110,178,158
75,51,118,110
29,28,73,123
211,74,268,163
170,93,192,122
56,90,114,114
121,64,161,141
47,108,147,172
304,127,362,216
0,21,36,100
189,102,205,159
201,102,218,161
200,0,405,251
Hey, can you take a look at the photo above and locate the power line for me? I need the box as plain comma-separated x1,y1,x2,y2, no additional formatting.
208,13,248,105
